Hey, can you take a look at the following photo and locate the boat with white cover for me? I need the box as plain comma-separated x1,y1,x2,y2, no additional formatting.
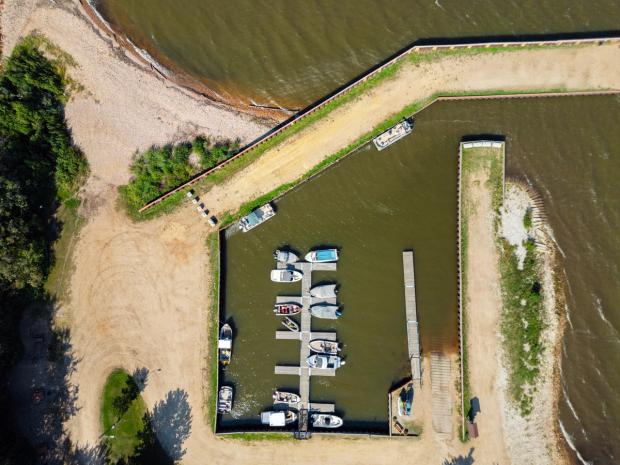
309,339,340,354
217,386,233,414
310,284,337,298
218,323,233,367
273,249,299,264
260,410,297,426
373,117,414,151
309,304,341,319
305,248,339,263
273,391,301,405
306,354,345,369
270,269,302,283
311,413,343,428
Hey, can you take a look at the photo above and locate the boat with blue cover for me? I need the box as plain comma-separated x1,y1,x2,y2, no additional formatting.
239,203,275,232
305,248,339,263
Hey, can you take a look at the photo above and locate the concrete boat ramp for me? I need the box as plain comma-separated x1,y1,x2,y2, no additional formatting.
273,260,339,433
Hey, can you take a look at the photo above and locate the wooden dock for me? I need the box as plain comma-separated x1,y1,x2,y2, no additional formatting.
402,251,422,383
273,260,338,418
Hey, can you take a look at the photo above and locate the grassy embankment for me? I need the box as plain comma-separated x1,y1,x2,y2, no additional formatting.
458,145,504,441
126,42,577,222
205,232,220,431
101,369,148,462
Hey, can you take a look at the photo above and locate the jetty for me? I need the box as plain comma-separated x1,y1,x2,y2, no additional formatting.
402,251,422,384
274,260,338,434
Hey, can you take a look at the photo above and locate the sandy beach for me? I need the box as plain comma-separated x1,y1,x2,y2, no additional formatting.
1,1,615,463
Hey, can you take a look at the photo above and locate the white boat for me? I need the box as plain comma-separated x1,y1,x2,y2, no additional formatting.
217,386,233,414
274,249,299,264
239,203,275,232
281,316,300,332
218,324,233,367
270,269,302,283
306,354,345,369
373,117,414,151
305,248,339,263
310,284,337,298
260,410,298,427
309,339,340,354
273,303,301,316
311,413,343,429
309,304,341,319
273,391,301,405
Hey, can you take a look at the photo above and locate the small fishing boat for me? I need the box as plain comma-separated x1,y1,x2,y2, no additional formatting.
398,385,414,416
311,413,343,429
305,248,339,263
239,203,275,232
218,324,233,367
270,269,303,283
217,386,233,414
310,284,337,298
309,304,341,319
273,303,301,316
274,249,299,264
306,354,345,370
273,391,301,405
309,339,340,355
281,316,299,332
260,410,298,427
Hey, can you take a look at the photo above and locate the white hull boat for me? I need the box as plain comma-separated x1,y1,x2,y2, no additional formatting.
309,339,340,354
311,413,343,429
309,304,341,319
217,386,233,414
260,410,298,427
274,249,299,264
270,269,303,283
218,323,233,367
310,284,337,298
273,391,301,405
306,354,345,369
305,248,339,263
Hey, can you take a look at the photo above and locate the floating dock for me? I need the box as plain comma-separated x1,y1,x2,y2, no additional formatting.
402,251,422,384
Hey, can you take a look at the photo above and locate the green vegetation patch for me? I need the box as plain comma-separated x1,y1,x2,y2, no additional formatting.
205,232,221,430
222,432,292,441
101,369,147,462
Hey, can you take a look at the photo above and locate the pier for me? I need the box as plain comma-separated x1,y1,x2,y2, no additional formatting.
402,251,422,384
273,260,338,430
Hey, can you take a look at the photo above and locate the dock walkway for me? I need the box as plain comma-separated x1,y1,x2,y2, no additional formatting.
402,251,422,383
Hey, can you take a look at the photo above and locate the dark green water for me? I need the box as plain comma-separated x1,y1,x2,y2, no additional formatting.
95,0,620,107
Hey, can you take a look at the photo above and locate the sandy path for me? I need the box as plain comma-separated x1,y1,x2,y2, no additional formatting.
461,148,511,464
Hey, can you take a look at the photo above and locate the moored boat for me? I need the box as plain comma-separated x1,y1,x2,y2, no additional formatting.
309,304,341,319
270,269,303,283
311,413,343,429
217,385,233,414
273,303,301,316
305,248,339,263
398,385,413,416
260,410,298,427
373,117,414,151
306,354,345,369
281,316,299,332
309,339,340,354
273,391,301,405
310,284,337,298
218,323,233,367
239,203,275,232
274,249,299,264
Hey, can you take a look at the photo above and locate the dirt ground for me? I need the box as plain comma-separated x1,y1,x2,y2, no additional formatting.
1,1,611,463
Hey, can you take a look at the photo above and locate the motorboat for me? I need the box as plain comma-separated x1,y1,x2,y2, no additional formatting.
260,410,297,427
273,303,301,316
239,203,275,232
306,354,345,369
309,304,341,319
311,413,343,429
273,391,301,405
218,323,233,367
217,386,233,414
373,117,414,151
398,385,413,416
305,248,339,263
270,269,303,283
281,316,299,332
310,284,337,298
309,339,340,355
274,249,299,264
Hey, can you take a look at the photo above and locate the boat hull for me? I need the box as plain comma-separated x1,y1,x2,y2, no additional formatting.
270,269,303,283
309,304,341,319
311,414,343,428
274,303,301,315
305,248,339,263
309,339,340,354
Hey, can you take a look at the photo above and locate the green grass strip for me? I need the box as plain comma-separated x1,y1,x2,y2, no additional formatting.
206,232,221,431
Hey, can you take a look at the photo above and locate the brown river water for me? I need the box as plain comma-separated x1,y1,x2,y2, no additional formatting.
95,1,620,461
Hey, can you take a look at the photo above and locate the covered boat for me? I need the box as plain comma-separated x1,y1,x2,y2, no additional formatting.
398,385,413,416
309,304,341,319
273,303,301,316
305,248,339,263
239,203,275,232
274,249,299,264
281,316,299,332
306,354,345,369
273,391,301,405
218,324,233,367
311,413,343,429
270,269,302,283
217,386,233,414
310,284,337,298
309,339,340,355
260,410,297,427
